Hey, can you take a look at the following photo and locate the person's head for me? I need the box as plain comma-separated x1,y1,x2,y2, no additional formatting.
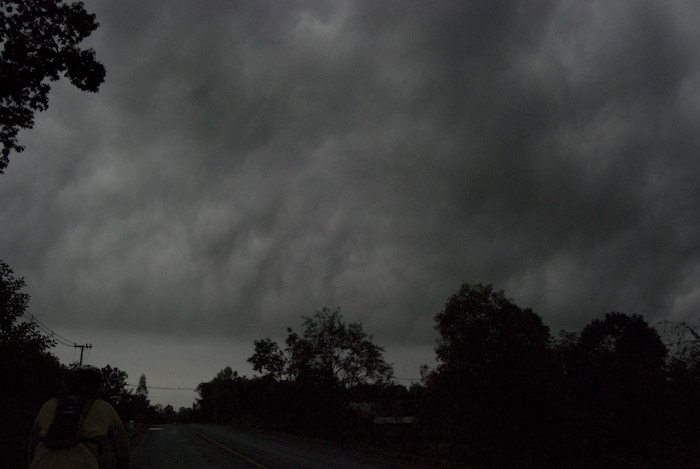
70,365,103,397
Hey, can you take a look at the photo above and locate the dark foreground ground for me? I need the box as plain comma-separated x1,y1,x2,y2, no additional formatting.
130,424,433,469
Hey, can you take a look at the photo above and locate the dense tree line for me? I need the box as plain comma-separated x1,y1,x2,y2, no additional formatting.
7,257,700,467
191,284,700,467
192,308,396,437
417,284,700,467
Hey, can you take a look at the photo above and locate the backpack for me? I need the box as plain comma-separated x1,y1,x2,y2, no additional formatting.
42,396,95,449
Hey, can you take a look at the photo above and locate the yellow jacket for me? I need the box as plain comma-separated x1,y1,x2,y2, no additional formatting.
29,397,130,469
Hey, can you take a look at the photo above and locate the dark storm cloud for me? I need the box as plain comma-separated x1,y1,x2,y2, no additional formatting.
2,0,700,354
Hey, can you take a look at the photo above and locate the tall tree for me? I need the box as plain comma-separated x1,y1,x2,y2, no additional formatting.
135,373,148,398
118,372,150,422
666,321,700,446
0,0,106,172
195,367,244,424
566,312,668,455
248,307,393,437
434,283,552,382
101,364,130,408
249,307,394,388
431,283,556,465
248,337,286,381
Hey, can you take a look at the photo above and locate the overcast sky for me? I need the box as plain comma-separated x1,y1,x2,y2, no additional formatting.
3,0,700,408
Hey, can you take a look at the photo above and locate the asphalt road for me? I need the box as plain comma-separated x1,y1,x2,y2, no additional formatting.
131,424,425,468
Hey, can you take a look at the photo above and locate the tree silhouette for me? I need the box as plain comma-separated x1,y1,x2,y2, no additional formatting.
195,367,244,424
249,307,394,388
117,373,150,422
565,312,668,458
246,307,394,437
0,260,63,466
191,289,700,465
248,337,286,381
0,260,54,352
0,0,106,172
432,283,556,465
135,373,148,398
101,365,130,408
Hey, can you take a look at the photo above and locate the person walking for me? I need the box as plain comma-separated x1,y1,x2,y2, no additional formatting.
28,365,131,469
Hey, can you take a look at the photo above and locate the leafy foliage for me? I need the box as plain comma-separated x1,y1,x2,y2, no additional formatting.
434,283,552,375
431,283,557,464
195,367,244,424
193,308,396,436
248,337,285,380
0,260,55,352
0,261,64,467
249,307,393,388
550,313,669,464
0,0,106,172
135,373,148,398
100,364,131,410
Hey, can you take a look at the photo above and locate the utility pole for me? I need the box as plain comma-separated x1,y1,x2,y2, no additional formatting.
74,343,92,365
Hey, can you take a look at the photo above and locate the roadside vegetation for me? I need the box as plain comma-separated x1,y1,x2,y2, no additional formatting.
5,261,700,467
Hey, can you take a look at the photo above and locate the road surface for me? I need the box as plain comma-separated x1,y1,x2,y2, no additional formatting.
131,424,425,468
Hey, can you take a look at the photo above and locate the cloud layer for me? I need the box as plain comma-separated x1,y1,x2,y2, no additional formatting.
3,0,700,357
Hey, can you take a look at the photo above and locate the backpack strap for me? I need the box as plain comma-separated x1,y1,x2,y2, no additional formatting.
77,398,103,457
77,398,96,433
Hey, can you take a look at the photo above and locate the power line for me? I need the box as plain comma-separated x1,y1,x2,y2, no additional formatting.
21,313,422,384
22,312,93,364
126,384,196,391
23,312,77,346
31,319,75,347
